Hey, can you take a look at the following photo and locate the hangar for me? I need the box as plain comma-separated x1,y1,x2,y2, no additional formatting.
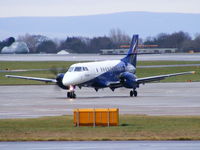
100,45,177,55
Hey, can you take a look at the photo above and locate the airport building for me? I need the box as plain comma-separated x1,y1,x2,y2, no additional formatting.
100,45,177,55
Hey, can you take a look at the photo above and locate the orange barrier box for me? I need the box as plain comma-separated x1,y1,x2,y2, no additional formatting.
74,108,119,127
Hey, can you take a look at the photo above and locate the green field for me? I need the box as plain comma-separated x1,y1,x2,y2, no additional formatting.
0,61,200,85
0,115,200,141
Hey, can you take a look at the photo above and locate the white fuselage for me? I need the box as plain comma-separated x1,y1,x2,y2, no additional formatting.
62,60,122,86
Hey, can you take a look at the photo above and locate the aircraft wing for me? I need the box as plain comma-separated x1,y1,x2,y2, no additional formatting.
136,71,195,84
107,81,122,88
5,75,57,83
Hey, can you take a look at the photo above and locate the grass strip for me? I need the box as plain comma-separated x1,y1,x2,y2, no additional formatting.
0,61,200,85
1,61,200,70
0,115,200,141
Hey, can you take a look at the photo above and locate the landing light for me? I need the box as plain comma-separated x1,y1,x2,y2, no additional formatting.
69,85,74,91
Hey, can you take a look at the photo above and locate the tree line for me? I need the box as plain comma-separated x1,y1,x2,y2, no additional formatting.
144,31,200,52
0,30,200,53
0,37,15,51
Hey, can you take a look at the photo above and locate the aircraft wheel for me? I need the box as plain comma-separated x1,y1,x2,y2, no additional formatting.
130,90,133,97
72,92,76,98
67,92,70,98
67,92,76,99
133,90,137,97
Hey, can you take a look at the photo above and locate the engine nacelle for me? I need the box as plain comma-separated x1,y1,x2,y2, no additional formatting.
56,73,69,90
120,72,138,89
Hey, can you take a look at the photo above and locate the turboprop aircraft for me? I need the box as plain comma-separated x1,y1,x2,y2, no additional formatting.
6,35,195,98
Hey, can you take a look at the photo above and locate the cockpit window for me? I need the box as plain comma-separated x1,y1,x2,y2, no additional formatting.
68,67,74,72
69,66,89,72
74,67,82,72
84,67,89,71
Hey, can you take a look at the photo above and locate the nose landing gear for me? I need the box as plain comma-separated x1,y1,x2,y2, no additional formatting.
67,91,76,98
130,89,137,97
67,85,76,98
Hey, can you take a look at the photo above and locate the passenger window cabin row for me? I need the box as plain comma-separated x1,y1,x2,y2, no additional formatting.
68,65,125,73
96,66,124,73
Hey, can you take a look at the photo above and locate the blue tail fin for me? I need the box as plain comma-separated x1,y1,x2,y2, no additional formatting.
121,34,139,67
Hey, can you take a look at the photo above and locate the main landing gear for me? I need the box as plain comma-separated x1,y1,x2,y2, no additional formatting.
67,91,76,98
130,89,137,97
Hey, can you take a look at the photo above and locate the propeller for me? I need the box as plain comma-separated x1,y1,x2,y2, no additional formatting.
119,73,126,84
49,67,69,90
49,67,68,76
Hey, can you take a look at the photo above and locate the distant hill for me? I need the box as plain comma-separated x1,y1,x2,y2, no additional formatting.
0,11,200,39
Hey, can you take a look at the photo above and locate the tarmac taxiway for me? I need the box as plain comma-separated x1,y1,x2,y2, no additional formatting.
1,53,200,61
0,82,200,119
1,141,200,150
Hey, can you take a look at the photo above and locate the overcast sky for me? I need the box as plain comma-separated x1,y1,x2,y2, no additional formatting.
0,0,200,17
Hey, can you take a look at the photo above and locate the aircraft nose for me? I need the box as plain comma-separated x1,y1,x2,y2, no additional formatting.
62,73,80,86
62,73,72,86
